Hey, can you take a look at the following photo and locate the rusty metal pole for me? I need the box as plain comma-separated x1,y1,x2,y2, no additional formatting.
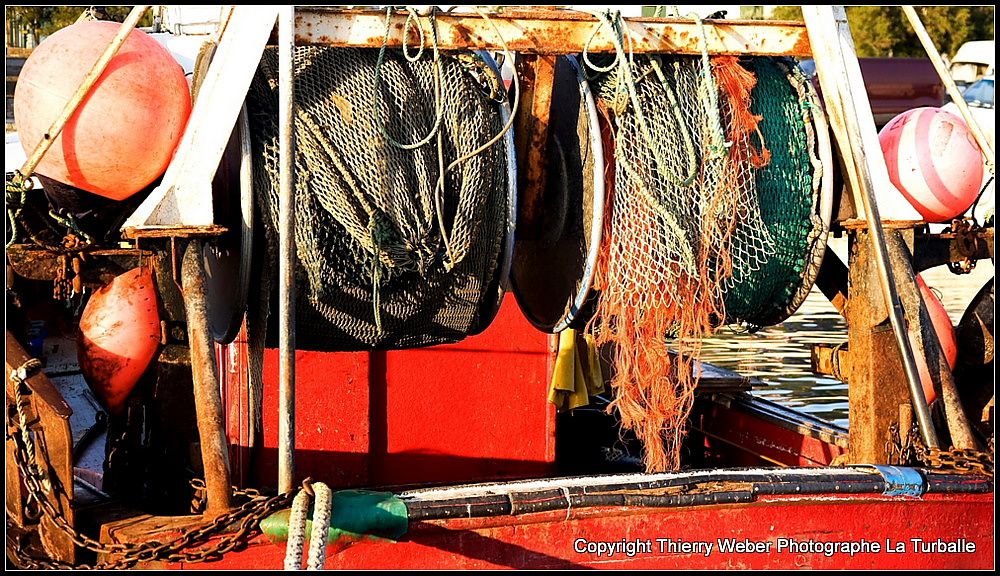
17,5,150,181
277,6,297,495
181,240,233,515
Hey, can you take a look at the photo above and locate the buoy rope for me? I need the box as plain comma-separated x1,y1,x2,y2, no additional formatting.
281,480,333,570
374,6,446,151
306,482,332,570
580,9,706,189
10,360,45,493
5,176,32,249
366,6,522,330
434,6,520,271
283,488,312,570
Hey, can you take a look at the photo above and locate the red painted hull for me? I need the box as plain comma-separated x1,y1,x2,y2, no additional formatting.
221,295,556,490
176,492,993,570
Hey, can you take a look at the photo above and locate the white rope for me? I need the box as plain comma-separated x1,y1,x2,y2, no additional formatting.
284,490,312,570
306,482,333,570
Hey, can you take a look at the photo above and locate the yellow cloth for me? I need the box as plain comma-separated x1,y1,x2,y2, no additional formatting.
582,332,606,396
548,329,606,411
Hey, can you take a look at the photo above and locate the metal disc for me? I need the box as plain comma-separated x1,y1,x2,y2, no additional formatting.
510,55,605,333
471,50,518,335
191,41,255,344
203,105,254,343
954,278,994,436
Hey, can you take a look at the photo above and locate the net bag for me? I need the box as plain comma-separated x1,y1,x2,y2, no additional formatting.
245,46,513,351
583,11,797,471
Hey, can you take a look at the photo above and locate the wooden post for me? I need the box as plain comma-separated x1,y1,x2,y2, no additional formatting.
845,230,911,463
6,333,76,564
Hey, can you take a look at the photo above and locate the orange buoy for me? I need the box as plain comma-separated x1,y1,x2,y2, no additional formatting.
910,275,958,405
14,20,191,200
879,107,984,223
78,267,161,414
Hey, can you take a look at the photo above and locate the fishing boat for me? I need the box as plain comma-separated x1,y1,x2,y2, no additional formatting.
4,5,994,570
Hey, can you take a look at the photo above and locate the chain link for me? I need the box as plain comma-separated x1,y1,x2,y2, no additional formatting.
6,359,298,569
888,421,994,475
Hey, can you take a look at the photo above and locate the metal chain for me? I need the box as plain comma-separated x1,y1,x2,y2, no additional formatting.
888,421,994,475
6,360,298,569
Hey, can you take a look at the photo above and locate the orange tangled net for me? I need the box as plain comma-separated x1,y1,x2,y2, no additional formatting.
590,55,770,472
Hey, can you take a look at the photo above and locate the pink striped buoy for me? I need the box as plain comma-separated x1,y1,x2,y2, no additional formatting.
879,107,984,223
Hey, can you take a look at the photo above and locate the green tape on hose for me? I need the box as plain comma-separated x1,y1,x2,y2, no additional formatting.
261,490,408,545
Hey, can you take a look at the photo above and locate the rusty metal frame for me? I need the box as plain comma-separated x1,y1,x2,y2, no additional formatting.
291,8,812,57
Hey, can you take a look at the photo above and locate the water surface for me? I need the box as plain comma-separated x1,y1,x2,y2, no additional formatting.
700,238,994,429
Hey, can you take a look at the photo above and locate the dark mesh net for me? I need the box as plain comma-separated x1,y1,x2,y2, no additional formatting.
245,47,510,350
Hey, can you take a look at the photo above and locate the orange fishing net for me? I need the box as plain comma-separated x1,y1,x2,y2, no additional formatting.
589,54,772,472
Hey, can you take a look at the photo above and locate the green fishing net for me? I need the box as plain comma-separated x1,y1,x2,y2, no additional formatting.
723,57,827,328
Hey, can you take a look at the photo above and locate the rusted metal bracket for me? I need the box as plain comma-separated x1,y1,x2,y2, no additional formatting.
841,221,994,273
811,343,851,381
5,332,76,564
913,224,993,274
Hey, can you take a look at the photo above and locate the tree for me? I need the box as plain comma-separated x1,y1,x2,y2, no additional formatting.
840,6,992,58
6,6,153,47
762,6,994,58
769,6,802,21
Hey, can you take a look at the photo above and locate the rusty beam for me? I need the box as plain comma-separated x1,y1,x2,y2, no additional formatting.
180,241,233,516
292,8,811,56
514,54,556,239
5,332,76,564
121,224,227,240
845,230,912,464
886,230,977,449
5,245,153,285
814,246,848,316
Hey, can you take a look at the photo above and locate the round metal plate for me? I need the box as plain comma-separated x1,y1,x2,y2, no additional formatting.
510,55,605,333
471,50,518,335
203,105,254,344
